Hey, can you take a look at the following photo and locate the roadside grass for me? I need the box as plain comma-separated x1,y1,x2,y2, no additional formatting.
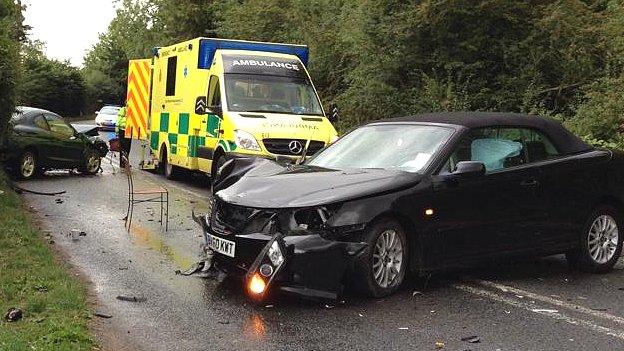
0,171,94,350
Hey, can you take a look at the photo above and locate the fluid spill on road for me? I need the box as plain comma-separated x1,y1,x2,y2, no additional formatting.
243,313,267,340
127,223,195,269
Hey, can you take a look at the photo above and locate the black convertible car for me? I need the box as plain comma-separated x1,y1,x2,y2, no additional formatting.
198,112,624,300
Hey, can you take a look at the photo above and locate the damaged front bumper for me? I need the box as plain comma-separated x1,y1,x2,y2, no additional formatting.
195,205,368,301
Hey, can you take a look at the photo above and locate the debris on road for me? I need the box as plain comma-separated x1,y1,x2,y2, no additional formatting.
412,291,423,297
4,308,23,322
94,312,113,319
398,327,408,330
531,308,558,313
461,335,481,343
79,231,87,236
324,304,335,309
265,304,274,308
11,183,66,196
434,341,445,349
55,198,64,204
116,295,147,303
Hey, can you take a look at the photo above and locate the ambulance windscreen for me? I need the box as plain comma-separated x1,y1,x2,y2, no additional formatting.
224,74,323,116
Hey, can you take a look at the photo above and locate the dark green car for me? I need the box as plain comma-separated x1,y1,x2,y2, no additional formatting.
4,107,108,179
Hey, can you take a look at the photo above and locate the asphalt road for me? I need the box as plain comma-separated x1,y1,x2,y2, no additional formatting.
15,126,624,350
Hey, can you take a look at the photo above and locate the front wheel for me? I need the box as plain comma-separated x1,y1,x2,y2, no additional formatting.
81,153,101,175
351,219,408,297
566,206,623,273
18,151,37,179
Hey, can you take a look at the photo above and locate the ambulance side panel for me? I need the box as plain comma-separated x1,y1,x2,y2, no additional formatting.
149,38,210,172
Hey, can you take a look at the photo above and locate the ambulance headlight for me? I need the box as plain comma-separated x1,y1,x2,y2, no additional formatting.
234,130,261,151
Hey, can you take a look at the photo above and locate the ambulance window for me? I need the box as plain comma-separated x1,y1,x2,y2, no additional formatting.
166,56,177,96
208,75,221,107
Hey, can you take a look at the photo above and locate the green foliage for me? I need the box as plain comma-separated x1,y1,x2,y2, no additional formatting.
0,172,93,350
0,0,26,143
18,41,86,116
83,0,624,145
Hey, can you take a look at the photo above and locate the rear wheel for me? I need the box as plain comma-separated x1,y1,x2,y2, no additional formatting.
351,219,408,297
566,206,623,273
160,146,178,180
18,151,37,179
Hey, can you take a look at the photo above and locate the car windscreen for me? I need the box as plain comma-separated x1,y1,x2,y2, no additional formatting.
307,124,454,173
100,106,120,114
224,74,323,116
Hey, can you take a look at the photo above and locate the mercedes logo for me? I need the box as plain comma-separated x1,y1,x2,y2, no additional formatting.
288,140,303,154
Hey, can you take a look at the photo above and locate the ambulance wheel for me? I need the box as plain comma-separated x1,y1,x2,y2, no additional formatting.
160,147,179,180
210,154,226,181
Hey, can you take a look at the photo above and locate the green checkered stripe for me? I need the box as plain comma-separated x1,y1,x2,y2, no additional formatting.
149,112,234,157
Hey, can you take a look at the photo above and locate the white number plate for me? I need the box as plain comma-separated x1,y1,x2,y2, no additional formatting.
207,234,235,258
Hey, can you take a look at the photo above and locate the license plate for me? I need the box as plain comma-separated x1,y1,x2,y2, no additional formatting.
207,234,235,258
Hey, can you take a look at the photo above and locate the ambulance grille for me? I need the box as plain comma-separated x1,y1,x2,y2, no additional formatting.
263,139,325,156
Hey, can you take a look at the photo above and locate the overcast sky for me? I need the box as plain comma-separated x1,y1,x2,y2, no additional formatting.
23,0,118,67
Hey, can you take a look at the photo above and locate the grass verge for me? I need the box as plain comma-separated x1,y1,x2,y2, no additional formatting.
0,171,94,350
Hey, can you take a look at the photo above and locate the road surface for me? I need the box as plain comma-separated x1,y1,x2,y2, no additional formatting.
15,127,624,350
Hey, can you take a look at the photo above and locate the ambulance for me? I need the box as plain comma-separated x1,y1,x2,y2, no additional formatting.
124,38,339,179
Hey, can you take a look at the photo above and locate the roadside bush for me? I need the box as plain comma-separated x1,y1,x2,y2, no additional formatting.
0,0,25,144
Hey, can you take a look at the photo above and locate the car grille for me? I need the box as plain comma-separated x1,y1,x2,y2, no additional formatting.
210,198,255,236
211,198,279,235
262,138,325,156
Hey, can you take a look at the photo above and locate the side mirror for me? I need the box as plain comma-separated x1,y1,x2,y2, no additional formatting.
328,103,339,123
207,105,223,118
453,161,485,178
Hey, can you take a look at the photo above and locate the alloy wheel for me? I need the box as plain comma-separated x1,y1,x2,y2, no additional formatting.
86,155,100,173
21,153,35,178
372,229,403,288
588,214,619,264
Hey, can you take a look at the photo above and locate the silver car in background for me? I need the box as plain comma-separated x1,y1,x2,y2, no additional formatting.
94,105,121,131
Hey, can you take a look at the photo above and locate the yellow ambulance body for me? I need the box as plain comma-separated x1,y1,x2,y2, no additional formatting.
125,37,338,179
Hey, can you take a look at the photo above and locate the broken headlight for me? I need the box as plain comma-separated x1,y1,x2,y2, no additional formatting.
292,207,331,230
267,241,284,266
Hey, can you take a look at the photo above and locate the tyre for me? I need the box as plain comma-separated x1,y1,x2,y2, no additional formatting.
351,218,408,297
18,151,37,180
81,152,101,175
210,153,226,181
566,205,623,273
160,146,178,180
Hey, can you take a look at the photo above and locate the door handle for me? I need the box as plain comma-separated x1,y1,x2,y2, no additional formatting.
520,179,540,187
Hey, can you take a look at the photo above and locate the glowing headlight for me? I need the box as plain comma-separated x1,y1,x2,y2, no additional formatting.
234,129,261,151
267,241,284,266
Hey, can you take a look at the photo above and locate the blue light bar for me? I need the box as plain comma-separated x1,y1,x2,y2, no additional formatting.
197,38,309,69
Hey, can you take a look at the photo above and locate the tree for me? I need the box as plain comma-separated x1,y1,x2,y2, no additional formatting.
18,41,86,116
0,0,26,143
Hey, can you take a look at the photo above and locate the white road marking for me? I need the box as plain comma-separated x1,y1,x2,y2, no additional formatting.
475,279,624,326
453,283,624,341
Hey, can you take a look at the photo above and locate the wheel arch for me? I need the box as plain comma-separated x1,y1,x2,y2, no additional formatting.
364,210,423,275
592,195,624,218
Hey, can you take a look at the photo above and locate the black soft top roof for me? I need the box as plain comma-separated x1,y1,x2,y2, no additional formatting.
375,112,592,155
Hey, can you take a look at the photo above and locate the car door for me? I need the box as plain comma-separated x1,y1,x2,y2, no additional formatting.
525,129,593,249
44,113,85,165
432,127,546,265
11,113,56,164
